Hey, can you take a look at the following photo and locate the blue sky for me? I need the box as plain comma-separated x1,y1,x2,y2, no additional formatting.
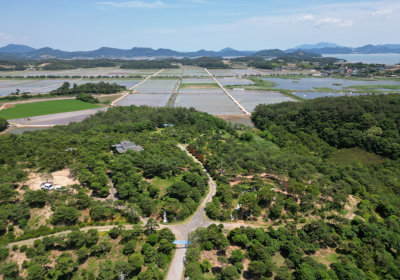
0,0,399,51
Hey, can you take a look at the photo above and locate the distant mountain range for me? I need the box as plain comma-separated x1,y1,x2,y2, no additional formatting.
0,44,257,59
286,43,400,55
286,42,346,52
1,43,399,60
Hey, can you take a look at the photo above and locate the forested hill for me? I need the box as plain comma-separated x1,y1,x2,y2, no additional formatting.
252,94,400,159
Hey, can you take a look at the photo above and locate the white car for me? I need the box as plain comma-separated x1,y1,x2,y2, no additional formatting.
41,183,54,190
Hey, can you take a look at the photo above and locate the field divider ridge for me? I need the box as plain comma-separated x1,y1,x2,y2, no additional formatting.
111,69,165,106
205,68,251,116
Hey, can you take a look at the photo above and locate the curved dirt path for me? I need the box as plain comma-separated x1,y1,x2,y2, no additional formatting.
8,144,264,280
165,144,217,280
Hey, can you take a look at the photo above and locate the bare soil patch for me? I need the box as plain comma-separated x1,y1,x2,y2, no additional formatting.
24,169,80,190
3,104,15,109
344,195,359,220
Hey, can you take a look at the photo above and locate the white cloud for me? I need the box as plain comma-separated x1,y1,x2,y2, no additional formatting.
298,15,314,21
371,9,396,16
97,1,167,8
314,18,354,28
0,33,12,39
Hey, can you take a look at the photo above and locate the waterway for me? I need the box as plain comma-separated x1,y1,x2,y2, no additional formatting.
322,54,400,65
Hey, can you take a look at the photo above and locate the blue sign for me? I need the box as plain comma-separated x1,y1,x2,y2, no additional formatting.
173,240,191,245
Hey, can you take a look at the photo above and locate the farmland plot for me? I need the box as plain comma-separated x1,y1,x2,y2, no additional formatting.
134,79,178,93
174,93,243,115
230,69,259,76
228,90,296,112
116,93,171,107
217,77,255,86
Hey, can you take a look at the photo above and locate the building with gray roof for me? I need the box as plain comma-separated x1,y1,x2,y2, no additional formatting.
111,140,144,153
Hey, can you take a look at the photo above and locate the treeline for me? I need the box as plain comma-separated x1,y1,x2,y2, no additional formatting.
0,60,26,71
252,94,400,159
42,59,116,70
51,81,126,95
120,60,178,69
165,57,230,69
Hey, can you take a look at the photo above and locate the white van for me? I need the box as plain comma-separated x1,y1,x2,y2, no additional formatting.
41,183,54,190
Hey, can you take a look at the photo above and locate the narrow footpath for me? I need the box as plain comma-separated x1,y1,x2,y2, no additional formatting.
111,69,165,106
204,68,251,116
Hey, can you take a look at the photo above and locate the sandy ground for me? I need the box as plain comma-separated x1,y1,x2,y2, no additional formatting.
25,169,80,190
345,195,359,220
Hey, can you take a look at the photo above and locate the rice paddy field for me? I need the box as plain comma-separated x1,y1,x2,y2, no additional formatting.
217,77,255,86
134,69,161,76
228,90,296,112
158,69,183,77
116,93,171,107
182,67,209,77
8,108,107,126
174,93,243,115
134,79,178,93
208,69,235,76
181,78,215,84
0,99,101,120
178,88,224,94
230,69,259,76
0,79,77,96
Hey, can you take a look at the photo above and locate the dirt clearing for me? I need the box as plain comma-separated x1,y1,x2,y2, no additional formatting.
25,169,80,190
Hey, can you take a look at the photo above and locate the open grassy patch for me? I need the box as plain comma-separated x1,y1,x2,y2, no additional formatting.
327,147,387,167
0,99,100,120
97,93,123,103
312,249,339,267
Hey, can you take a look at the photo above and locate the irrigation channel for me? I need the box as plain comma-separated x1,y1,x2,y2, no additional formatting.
205,68,251,115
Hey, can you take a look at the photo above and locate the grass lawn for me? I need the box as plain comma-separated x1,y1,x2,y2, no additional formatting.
327,147,387,167
0,99,100,120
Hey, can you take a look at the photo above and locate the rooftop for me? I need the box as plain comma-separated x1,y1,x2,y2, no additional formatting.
112,140,144,153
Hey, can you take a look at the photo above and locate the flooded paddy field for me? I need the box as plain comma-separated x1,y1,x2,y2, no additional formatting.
134,79,178,93
228,90,296,112
299,91,388,99
262,77,400,91
181,78,216,84
101,70,140,77
116,93,171,107
217,77,254,86
230,69,259,76
158,69,183,77
209,69,235,76
183,68,209,77
0,79,76,96
174,93,243,115
178,88,224,94
134,69,160,76
8,108,106,125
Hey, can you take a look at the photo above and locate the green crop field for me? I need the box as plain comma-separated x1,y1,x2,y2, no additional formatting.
0,100,100,120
